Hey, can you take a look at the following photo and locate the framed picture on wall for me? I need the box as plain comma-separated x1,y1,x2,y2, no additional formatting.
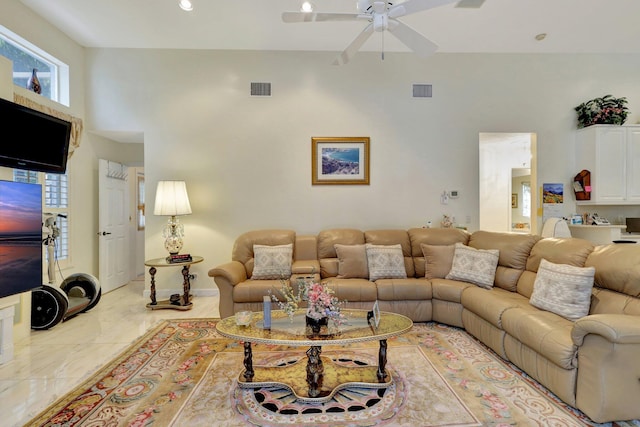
311,137,370,185
512,193,518,208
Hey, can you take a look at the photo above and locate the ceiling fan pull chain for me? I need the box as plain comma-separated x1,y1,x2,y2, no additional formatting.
382,30,385,60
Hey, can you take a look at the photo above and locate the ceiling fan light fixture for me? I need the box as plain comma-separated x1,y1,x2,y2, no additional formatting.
301,1,314,13
179,0,193,12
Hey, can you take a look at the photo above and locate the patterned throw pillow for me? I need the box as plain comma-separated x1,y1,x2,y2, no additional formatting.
446,243,499,289
365,244,407,281
421,243,455,279
251,244,293,279
530,258,595,321
335,244,369,279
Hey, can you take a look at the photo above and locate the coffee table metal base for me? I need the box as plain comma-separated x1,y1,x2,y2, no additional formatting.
237,343,392,403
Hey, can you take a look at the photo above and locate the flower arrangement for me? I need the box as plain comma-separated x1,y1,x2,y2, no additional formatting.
574,95,629,128
269,276,308,318
269,277,345,326
305,282,345,326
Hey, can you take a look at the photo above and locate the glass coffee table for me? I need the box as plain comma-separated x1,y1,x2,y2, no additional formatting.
216,309,413,402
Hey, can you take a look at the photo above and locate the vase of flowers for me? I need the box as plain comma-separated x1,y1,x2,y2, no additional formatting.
269,276,309,319
574,95,629,128
305,282,345,332
305,313,329,334
269,277,345,331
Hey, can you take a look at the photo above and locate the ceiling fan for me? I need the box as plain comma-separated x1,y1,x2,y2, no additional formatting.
282,0,483,65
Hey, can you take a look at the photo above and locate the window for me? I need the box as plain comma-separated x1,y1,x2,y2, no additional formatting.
13,169,38,184
0,24,70,106
522,182,531,218
137,174,145,230
44,173,69,264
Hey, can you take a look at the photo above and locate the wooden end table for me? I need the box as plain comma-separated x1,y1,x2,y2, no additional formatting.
144,255,203,310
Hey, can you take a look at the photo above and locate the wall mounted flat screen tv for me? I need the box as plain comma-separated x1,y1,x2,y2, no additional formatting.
0,180,43,299
0,97,71,173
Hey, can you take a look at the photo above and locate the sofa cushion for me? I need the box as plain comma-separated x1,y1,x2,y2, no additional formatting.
234,279,283,303
525,237,594,271
469,231,540,291
322,278,377,301
317,229,365,259
365,229,415,277
376,278,432,301
317,229,365,279
334,244,368,279
365,244,407,281
462,286,532,328
409,228,470,277
232,229,296,266
431,278,473,303
421,243,455,279
585,243,640,298
530,259,595,321
446,243,499,289
502,307,578,369
251,244,293,279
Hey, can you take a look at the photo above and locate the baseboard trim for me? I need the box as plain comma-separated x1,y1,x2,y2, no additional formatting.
142,288,219,299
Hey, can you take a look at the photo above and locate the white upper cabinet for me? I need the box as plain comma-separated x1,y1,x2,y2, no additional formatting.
575,125,640,204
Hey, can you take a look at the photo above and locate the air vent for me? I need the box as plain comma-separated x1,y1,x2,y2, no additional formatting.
251,82,272,97
412,84,432,98
456,0,485,8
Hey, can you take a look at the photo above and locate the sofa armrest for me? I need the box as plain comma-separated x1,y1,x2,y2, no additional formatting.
208,261,247,318
292,260,320,275
572,314,640,346
571,313,640,422
208,261,247,286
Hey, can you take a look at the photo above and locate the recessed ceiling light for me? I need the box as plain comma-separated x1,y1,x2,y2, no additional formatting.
179,0,193,11
535,33,547,41
301,1,314,12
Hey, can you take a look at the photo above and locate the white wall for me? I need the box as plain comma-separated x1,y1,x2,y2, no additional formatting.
84,49,640,293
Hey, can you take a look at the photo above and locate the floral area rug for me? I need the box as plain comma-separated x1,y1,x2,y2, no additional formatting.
28,319,639,426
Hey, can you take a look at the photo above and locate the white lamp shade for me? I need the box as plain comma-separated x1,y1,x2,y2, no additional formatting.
154,181,192,216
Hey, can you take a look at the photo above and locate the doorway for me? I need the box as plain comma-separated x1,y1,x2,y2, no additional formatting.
479,133,538,233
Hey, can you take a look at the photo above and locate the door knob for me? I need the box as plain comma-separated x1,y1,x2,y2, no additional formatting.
98,231,112,236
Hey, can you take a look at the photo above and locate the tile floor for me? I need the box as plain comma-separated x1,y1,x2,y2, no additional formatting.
0,278,220,427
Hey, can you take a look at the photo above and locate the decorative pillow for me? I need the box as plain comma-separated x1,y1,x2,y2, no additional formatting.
530,259,595,321
446,243,499,289
365,244,407,281
334,244,368,279
251,244,293,279
421,243,455,279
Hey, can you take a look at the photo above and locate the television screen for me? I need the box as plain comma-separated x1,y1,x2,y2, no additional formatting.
0,180,43,298
0,97,71,173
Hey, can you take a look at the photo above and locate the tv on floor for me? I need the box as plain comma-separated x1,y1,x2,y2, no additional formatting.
0,180,43,299
0,97,71,173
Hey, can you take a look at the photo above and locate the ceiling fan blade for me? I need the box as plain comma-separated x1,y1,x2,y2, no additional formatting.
332,23,375,65
282,12,362,23
388,0,459,19
387,19,438,57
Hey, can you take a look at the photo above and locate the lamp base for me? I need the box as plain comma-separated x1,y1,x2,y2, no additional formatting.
164,235,183,255
163,216,185,255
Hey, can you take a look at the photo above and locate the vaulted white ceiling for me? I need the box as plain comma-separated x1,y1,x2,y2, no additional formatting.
19,0,640,55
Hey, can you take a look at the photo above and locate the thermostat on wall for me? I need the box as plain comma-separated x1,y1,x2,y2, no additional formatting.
449,190,459,198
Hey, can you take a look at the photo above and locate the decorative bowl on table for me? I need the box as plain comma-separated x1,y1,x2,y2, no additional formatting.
235,311,253,326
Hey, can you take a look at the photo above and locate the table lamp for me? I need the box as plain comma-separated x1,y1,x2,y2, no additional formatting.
154,180,192,255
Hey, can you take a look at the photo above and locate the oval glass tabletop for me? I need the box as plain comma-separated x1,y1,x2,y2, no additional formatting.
216,309,413,347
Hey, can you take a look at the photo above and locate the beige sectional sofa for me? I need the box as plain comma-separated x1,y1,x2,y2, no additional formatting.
209,228,640,423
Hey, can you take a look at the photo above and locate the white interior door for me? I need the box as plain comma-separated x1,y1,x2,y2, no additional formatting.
98,159,130,293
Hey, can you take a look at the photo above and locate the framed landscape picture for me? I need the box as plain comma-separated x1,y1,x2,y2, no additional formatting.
311,137,370,185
